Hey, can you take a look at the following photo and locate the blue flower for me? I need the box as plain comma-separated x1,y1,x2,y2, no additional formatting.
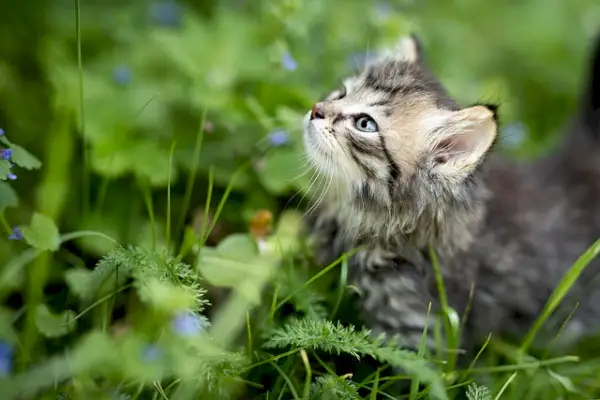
1,148,12,160
141,344,161,361
6,172,16,181
0,128,4,136
171,311,209,336
281,52,297,71
150,1,183,28
375,2,392,20
268,130,289,147
501,121,527,147
112,66,132,86
0,340,13,375
8,226,22,240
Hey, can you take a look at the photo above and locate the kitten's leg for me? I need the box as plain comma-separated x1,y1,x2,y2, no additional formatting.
351,248,438,352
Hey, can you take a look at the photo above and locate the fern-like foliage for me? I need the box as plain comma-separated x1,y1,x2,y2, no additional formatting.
310,374,361,400
127,246,208,311
86,246,208,311
264,317,448,400
466,383,492,400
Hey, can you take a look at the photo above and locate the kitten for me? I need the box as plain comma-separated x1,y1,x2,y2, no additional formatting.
302,34,600,353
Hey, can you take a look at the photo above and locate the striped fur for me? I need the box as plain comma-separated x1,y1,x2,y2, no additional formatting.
302,35,600,354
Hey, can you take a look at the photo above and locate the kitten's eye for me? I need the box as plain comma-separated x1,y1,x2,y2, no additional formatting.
354,115,378,133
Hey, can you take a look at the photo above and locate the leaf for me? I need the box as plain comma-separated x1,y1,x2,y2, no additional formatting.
0,160,11,179
265,318,448,400
466,383,492,400
0,181,19,212
10,143,42,170
259,149,305,194
310,374,361,400
65,269,93,300
22,213,61,251
35,304,76,338
217,233,259,261
267,210,303,256
0,307,17,344
198,233,275,304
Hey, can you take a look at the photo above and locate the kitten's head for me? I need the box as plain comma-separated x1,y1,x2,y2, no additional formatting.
303,35,498,213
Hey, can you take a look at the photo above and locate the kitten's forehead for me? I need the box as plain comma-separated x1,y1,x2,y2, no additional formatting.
346,59,459,111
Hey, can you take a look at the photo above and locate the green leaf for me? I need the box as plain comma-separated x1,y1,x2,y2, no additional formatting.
310,374,361,400
198,233,275,304
0,160,11,179
217,233,259,261
466,383,492,400
259,149,306,194
10,143,42,170
0,181,19,212
65,269,93,300
22,213,61,251
35,304,76,338
266,210,303,256
0,307,17,344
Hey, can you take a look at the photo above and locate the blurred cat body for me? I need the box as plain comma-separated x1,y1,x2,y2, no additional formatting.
302,34,600,352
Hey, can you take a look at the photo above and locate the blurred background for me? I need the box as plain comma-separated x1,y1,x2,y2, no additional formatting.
1,0,600,399
1,0,599,254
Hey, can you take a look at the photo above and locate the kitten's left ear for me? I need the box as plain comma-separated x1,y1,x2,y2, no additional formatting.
394,34,423,64
371,34,423,65
429,105,498,179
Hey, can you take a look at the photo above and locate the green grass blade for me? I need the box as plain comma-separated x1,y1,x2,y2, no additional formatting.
410,302,432,399
74,0,88,217
519,238,600,356
176,109,207,237
429,245,459,372
138,179,156,250
166,140,176,251
329,255,348,319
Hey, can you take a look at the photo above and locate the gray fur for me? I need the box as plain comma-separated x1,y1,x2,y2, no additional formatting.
302,35,600,354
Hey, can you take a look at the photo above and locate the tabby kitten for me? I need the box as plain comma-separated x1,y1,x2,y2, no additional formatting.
302,34,600,353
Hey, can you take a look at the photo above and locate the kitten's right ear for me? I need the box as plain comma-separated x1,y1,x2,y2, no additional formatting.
428,105,498,181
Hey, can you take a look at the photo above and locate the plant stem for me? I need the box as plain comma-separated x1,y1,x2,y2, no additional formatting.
18,108,74,371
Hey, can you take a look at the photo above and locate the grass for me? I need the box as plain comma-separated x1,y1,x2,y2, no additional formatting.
1,1,600,399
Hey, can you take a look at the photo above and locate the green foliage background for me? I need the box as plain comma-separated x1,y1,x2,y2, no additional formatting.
0,0,599,399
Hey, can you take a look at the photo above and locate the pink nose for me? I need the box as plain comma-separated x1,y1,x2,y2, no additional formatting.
311,103,325,120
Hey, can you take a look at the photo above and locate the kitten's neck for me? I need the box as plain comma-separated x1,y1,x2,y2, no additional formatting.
322,175,490,257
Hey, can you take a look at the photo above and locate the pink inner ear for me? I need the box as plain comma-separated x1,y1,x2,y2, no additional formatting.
433,137,459,164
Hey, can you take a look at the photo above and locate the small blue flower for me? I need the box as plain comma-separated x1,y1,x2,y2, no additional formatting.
150,1,183,28
0,340,13,375
281,52,297,71
0,128,4,136
6,172,16,181
8,226,22,240
141,344,161,361
268,130,289,147
172,311,209,336
501,121,527,147
375,2,392,20
112,66,132,86
1,148,12,160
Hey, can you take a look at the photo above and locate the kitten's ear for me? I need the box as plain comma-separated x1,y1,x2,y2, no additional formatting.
371,34,423,65
430,105,498,179
395,34,423,64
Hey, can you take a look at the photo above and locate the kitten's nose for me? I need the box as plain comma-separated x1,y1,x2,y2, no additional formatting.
310,103,325,120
